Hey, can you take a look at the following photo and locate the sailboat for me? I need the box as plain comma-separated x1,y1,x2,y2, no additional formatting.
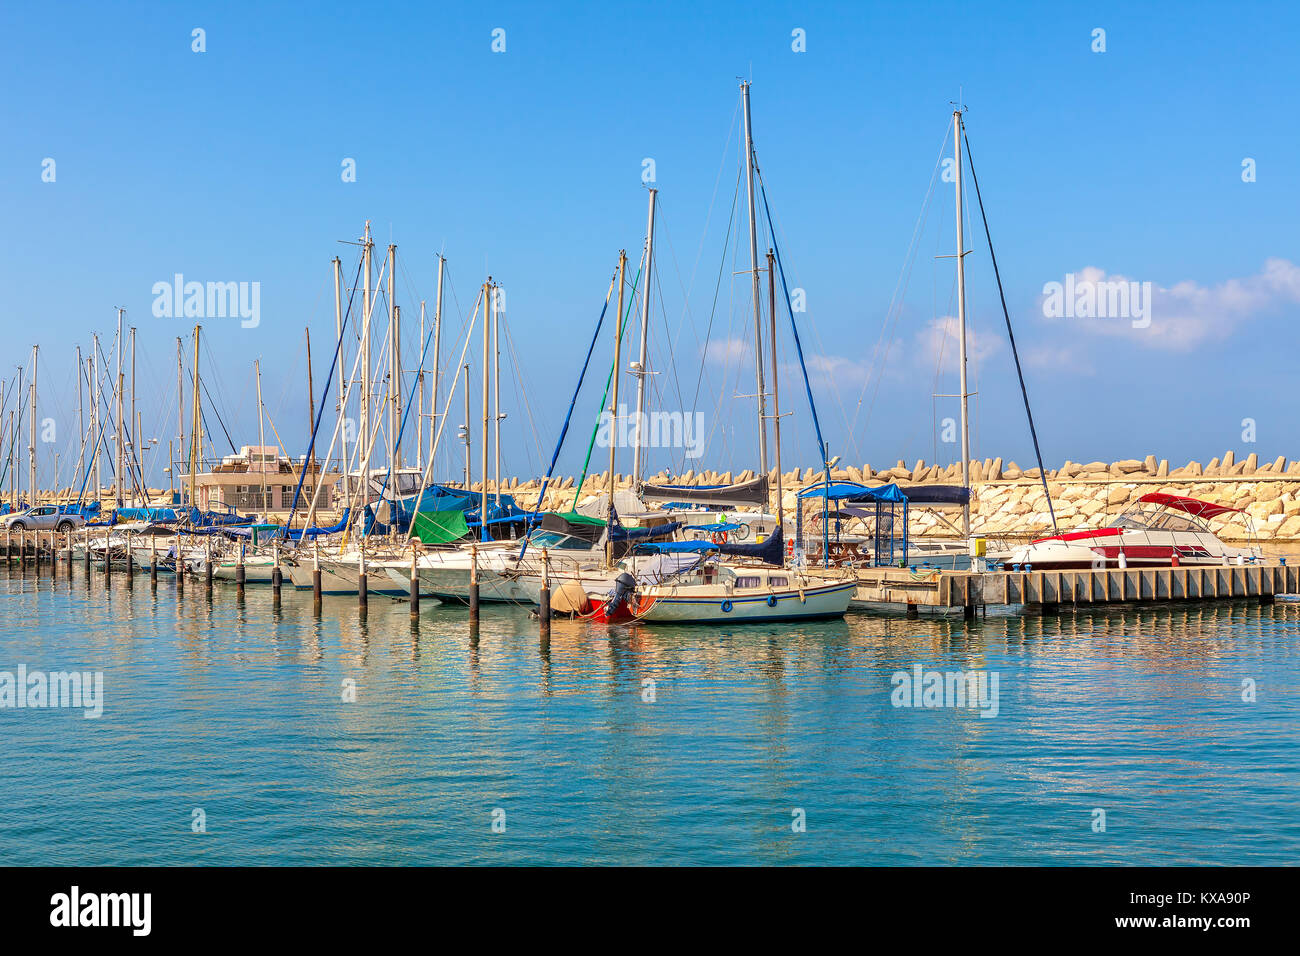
576,82,855,624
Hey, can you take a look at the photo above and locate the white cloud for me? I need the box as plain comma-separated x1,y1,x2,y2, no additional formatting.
1039,258,1300,351
918,315,1003,372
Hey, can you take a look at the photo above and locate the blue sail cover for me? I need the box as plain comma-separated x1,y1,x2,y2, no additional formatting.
718,526,784,565
392,485,477,525
114,506,196,523
464,495,527,529
845,483,909,503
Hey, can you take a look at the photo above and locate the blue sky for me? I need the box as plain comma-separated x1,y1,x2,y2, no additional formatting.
2,0,1297,490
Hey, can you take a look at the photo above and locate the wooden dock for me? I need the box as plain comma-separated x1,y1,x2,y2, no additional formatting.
853,562,1300,617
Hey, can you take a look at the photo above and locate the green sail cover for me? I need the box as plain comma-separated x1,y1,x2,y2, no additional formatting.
411,508,471,544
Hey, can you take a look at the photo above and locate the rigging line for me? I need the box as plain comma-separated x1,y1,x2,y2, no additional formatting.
571,252,645,509
752,168,857,452
757,175,827,464
963,124,1058,534
849,118,954,451
188,369,237,454
688,165,743,422
501,317,546,476
517,268,618,559
652,200,708,436
282,251,365,536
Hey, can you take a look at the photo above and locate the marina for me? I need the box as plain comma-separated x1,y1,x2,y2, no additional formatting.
2,1,1298,903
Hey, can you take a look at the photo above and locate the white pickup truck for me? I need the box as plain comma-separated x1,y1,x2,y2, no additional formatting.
1,505,87,533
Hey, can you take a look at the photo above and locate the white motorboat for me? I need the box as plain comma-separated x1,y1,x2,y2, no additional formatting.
999,493,1261,570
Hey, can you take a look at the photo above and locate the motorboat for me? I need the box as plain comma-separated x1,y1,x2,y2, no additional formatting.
999,493,1261,570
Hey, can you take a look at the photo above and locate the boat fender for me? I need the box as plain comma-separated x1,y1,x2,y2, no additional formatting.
798,589,806,604
766,594,778,608
720,599,733,613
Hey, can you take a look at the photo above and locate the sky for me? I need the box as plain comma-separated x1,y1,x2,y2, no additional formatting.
2,0,1298,493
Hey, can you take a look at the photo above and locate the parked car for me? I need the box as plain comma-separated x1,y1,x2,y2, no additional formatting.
2,505,86,533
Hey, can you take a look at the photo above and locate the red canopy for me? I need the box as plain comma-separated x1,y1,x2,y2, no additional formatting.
1137,492,1243,519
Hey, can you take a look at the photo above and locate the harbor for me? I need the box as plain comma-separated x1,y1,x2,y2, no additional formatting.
3,0,1300,902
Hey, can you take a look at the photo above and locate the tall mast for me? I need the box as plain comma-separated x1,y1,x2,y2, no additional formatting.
493,285,502,507
632,187,657,484
256,359,268,516
28,346,38,502
176,336,184,497
606,251,627,568
417,300,425,472
74,346,84,483
115,309,125,508
462,361,471,490
91,336,101,500
333,255,350,515
953,110,971,539
130,325,137,505
387,242,400,472
306,327,315,508
431,255,444,471
189,325,202,511
480,279,492,539
741,81,769,480
7,408,14,508
361,221,373,503
767,249,785,564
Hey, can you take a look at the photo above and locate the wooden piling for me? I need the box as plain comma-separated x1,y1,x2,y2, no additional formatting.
408,548,419,619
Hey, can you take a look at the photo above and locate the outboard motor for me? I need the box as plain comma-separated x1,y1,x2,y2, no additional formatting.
605,572,638,618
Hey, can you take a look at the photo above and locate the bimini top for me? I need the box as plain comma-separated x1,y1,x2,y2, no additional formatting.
1137,492,1243,520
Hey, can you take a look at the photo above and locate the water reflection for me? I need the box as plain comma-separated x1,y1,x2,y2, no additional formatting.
1,564,1297,865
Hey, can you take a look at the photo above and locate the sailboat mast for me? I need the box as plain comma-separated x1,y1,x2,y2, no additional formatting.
333,255,350,516
28,346,37,503
417,300,425,473
176,336,184,498
493,288,502,507
387,243,400,472
953,110,971,539
75,346,84,482
130,325,136,505
361,221,373,518
741,81,769,481
256,359,268,516
632,187,657,484
91,335,101,500
432,256,444,472
306,327,315,513
189,325,202,511
767,249,785,565
480,279,492,539
606,251,627,568
115,309,125,508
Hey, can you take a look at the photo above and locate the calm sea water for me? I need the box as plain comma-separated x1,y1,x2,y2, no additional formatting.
1,563,1297,865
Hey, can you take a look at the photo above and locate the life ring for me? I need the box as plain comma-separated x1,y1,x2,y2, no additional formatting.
720,599,733,613
711,530,729,545
766,594,778,608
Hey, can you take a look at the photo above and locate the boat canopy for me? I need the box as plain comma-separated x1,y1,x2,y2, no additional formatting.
886,484,970,506
539,511,605,545
639,475,768,507
1137,492,1243,520
798,480,870,500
